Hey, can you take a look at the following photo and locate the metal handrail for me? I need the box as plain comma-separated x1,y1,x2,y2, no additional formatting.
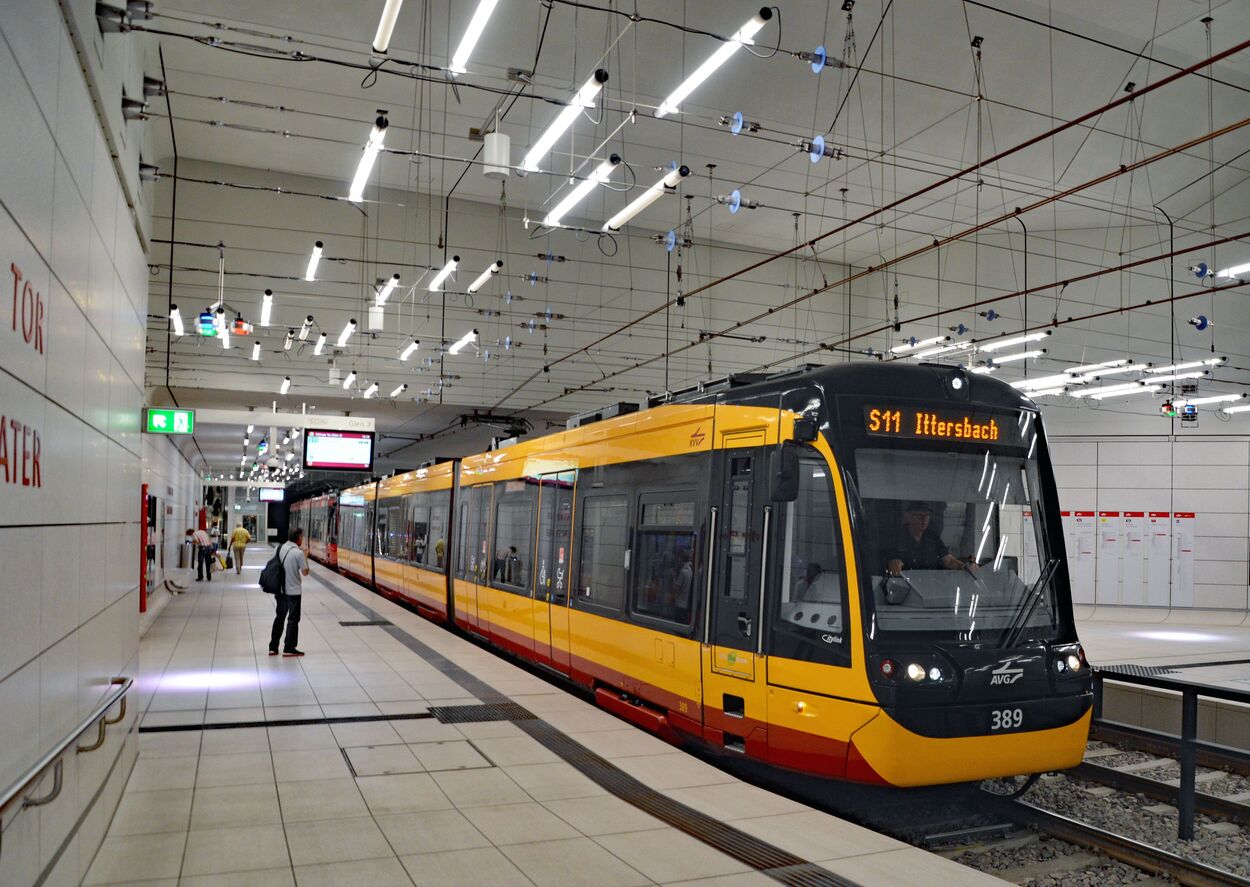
0,676,131,857
1092,666,1250,842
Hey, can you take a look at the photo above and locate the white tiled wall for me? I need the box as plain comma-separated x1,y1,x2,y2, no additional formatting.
1050,436,1250,611
142,434,202,587
0,4,154,885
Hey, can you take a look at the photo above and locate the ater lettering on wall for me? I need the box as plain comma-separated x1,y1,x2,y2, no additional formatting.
0,415,42,487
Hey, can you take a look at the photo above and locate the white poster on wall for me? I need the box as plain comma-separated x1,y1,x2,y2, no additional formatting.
1071,511,1096,605
1171,512,1196,607
1121,512,1145,606
1146,512,1171,606
1095,511,1122,605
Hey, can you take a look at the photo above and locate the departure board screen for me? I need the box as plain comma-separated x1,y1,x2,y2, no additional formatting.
303,430,375,471
863,404,1024,447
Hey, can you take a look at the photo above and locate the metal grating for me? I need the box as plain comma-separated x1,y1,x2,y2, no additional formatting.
339,619,392,626
429,702,537,724
1098,664,1179,677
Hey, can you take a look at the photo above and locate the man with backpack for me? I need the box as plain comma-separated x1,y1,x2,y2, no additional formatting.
266,528,310,657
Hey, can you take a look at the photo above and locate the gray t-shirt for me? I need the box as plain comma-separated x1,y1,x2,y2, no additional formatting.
279,542,308,596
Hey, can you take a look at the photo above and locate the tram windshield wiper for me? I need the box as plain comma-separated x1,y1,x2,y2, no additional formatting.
998,557,1060,649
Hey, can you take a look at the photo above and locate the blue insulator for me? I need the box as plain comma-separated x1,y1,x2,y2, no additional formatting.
665,230,677,252
730,111,744,135
809,134,825,164
811,45,826,74
728,189,742,214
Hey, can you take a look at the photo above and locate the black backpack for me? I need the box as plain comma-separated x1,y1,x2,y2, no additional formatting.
259,544,293,595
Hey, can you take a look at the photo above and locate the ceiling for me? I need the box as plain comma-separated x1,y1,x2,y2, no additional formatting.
138,0,1250,476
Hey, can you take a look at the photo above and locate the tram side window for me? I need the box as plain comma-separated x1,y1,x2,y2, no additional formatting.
426,497,449,571
770,455,849,664
493,482,535,592
379,498,409,561
633,495,697,626
457,486,491,582
577,495,628,611
408,494,430,565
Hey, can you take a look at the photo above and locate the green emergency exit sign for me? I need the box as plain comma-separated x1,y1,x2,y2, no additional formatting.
144,408,195,435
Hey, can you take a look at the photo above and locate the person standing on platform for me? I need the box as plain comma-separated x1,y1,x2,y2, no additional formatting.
270,528,310,657
229,524,251,574
191,527,213,581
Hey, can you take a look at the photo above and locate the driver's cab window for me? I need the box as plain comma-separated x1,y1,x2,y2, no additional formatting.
770,453,849,665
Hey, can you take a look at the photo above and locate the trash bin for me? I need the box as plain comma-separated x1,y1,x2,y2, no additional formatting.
179,540,193,569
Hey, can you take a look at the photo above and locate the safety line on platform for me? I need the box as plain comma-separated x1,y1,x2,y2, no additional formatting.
138,711,433,733
310,570,867,887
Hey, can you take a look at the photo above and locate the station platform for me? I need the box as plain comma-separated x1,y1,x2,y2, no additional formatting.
85,546,1003,886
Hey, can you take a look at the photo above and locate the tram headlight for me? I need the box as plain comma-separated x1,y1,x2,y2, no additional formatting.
906,663,926,682
928,666,943,681
1066,653,1082,672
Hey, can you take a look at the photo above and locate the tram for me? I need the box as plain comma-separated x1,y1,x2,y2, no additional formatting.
299,362,1091,786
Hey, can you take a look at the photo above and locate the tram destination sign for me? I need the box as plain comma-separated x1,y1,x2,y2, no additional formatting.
864,404,1024,446
144,408,195,435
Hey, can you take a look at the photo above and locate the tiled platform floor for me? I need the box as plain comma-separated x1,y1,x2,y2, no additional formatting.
84,545,1003,886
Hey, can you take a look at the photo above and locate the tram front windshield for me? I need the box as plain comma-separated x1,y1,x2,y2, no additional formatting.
851,415,1063,645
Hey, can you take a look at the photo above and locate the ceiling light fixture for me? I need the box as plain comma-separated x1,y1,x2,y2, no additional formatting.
428,256,460,292
299,316,313,340
1215,262,1250,278
313,332,327,355
1069,358,1130,374
337,319,357,347
342,370,357,390
545,155,621,228
221,325,231,349
279,376,290,395
448,329,478,355
305,241,323,281
1087,385,1164,401
371,0,404,53
375,273,401,306
284,329,295,351
890,334,949,355
1072,382,1143,398
466,260,503,293
1149,370,1211,384
992,349,1047,364
400,339,420,361
1176,392,1247,406
448,0,499,74
1148,357,1225,373
247,424,254,434
913,342,969,359
1014,373,1089,390
654,8,773,118
521,69,608,172
347,114,388,203
977,330,1052,352
390,382,408,397
260,289,273,327
250,340,261,361
1026,387,1069,398
1075,363,1151,381
603,164,691,231
363,382,379,399
1222,404,1250,415
169,305,184,336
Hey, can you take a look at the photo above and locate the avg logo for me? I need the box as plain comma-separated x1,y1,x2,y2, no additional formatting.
689,427,706,447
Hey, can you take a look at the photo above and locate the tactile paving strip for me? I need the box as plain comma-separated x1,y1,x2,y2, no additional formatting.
1098,664,1179,676
428,702,537,723
338,619,393,626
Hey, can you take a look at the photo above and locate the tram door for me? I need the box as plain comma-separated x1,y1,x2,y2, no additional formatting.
703,439,769,756
533,471,575,674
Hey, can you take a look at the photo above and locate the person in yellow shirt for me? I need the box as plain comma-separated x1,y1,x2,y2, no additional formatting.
230,525,252,574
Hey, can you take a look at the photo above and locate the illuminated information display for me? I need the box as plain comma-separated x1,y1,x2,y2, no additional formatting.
864,404,1021,445
303,430,375,471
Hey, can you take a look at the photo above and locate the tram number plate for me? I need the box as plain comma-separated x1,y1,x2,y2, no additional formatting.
989,708,1024,731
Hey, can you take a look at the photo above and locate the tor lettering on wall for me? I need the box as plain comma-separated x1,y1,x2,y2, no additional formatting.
9,262,45,355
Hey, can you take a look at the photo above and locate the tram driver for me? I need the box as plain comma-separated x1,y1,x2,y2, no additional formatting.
885,501,977,576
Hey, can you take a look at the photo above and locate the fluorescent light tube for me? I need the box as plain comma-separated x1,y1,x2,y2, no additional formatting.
448,328,478,355
285,451,295,461
337,319,357,347
521,70,608,172
1027,387,1069,397
221,326,231,349
343,370,357,390
970,366,996,375
363,382,379,399
466,260,503,294
545,155,620,228
299,316,313,340
449,0,499,74
314,332,327,355
913,342,969,359
978,330,1052,352
279,376,290,395
390,383,408,397
1215,262,1250,278
376,273,401,306
247,424,254,434
1088,385,1163,400
428,256,460,292
1014,373,1087,390
169,305,184,336
654,8,772,118
1177,392,1246,406
1070,358,1130,374
284,329,294,351
604,164,690,231
400,339,420,361
348,115,388,203
251,340,261,361
260,289,273,327
1148,357,1224,373
1149,370,1210,384
890,334,949,355
372,0,404,53
1073,382,1143,397
305,241,323,281
991,349,1046,364
1222,404,1250,414
1075,363,1150,381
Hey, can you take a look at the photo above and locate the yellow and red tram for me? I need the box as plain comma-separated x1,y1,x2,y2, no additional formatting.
298,362,1091,786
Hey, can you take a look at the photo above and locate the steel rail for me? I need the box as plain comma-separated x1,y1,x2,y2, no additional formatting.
1092,721,1250,779
989,796,1250,887
1071,762,1250,828
489,35,1250,410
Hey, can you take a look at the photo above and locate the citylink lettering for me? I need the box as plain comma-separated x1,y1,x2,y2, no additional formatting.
914,412,999,441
